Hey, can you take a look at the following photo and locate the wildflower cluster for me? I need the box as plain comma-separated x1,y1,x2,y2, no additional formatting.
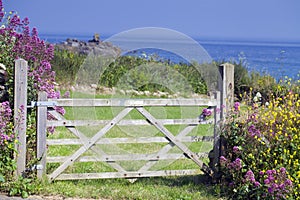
0,101,13,144
0,5,58,101
0,0,63,194
0,101,16,182
261,168,293,198
219,78,299,199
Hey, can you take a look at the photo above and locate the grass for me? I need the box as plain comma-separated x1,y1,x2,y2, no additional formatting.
41,92,220,199
38,176,222,200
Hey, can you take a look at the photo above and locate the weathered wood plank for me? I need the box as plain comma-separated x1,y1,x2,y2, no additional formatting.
47,136,214,146
48,107,133,181
49,98,218,107
47,110,128,175
47,152,209,163
136,107,213,175
47,118,214,127
138,125,196,172
54,169,202,180
14,59,28,176
36,92,48,178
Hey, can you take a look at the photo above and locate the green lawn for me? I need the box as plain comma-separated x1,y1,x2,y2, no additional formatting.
39,176,222,200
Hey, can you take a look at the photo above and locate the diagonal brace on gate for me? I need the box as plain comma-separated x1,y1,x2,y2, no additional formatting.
49,107,133,181
48,110,129,177
136,107,213,175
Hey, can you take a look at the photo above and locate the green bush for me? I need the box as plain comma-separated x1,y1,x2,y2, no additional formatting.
219,77,300,199
51,48,86,86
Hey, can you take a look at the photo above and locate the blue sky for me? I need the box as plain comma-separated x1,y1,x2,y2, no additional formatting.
3,0,300,41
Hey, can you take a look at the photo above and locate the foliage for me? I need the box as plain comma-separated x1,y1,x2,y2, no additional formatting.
98,55,208,94
50,47,86,86
0,0,61,197
219,77,300,199
0,101,16,183
51,49,209,94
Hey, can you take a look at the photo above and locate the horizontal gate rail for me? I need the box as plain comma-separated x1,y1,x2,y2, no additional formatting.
47,152,209,163
47,136,214,146
47,118,214,127
51,98,218,107
55,170,201,180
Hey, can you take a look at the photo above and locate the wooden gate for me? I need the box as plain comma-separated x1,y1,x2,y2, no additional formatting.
13,59,234,180
36,94,221,181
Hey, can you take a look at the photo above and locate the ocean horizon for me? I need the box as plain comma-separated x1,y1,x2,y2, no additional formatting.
40,33,300,80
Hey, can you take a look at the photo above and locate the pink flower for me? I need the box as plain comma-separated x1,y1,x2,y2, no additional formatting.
233,146,240,153
234,102,240,111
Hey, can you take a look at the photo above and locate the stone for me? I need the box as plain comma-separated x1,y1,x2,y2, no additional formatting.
90,84,98,89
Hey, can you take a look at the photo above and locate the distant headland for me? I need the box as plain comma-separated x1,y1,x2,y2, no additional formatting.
54,33,121,57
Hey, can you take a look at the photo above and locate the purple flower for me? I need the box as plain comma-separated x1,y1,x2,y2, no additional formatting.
268,187,274,194
284,179,292,186
259,171,264,176
63,91,70,98
245,170,256,183
264,179,270,184
233,146,240,153
229,158,242,170
202,108,212,117
266,170,274,176
280,167,286,173
234,102,240,111
220,156,227,166
254,181,260,187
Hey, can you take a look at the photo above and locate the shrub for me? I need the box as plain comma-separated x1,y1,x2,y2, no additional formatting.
51,47,86,86
0,1,61,197
219,77,300,199
98,56,208,94
0,101,15,183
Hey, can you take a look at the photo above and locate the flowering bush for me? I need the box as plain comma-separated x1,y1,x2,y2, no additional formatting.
0,1,63,196
0,101,16,183
0,3,58,101
219,78,300,199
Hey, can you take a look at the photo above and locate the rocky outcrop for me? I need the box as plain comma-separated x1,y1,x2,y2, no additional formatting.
55,34,121,57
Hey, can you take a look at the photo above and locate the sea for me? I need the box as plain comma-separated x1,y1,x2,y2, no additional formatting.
40,33,300,80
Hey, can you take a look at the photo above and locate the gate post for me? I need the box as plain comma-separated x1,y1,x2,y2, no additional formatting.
36,91,48,179
209,64,234,179
218,63,234,119
14,59,28,176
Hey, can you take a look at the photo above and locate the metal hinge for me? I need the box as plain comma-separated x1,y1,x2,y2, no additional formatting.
27,101,57,108
31,164,43,170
